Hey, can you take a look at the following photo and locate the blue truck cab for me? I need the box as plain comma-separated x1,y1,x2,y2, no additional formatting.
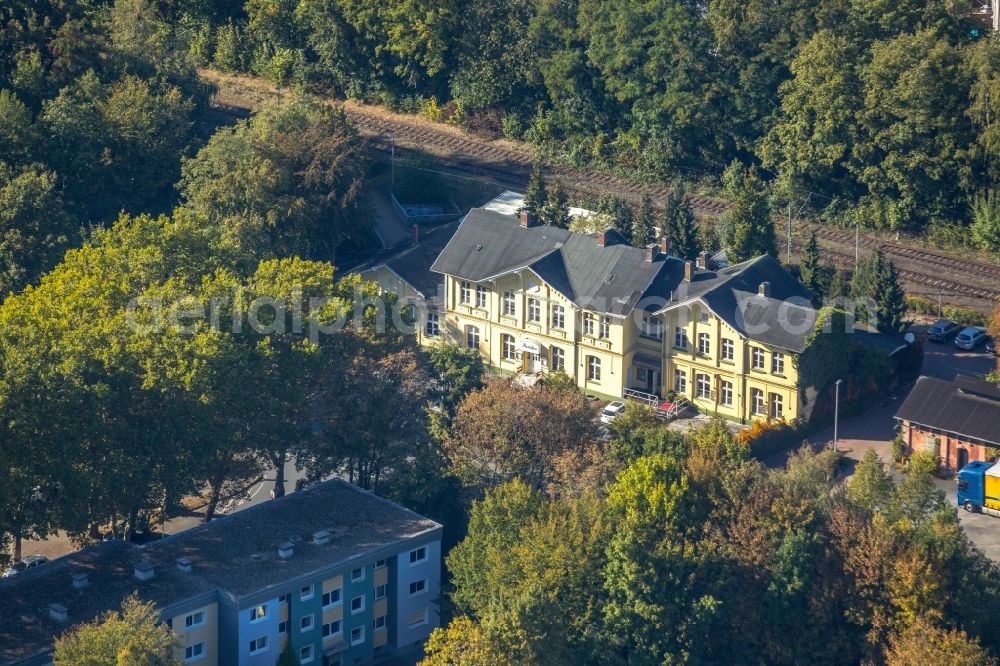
956,460,1000,517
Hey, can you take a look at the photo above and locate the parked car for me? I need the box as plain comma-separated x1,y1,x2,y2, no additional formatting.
954,327,988,351
1,554,49,578
986,337,996,356
926,318,960,342
600,401,626,424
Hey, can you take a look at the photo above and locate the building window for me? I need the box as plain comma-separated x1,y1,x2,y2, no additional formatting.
374,584,387,600
351,626,365,646
751,347,765,370
302,585,315,601
409,546,428,565
770,393,784,419
587,356,601,381
185,642,205,662
584,313,595,336
184,610,205,629
718,380,733,406
674,368,687,394
466,325,479,350
674,327,688,349
502,333,517,361
249,605,267,623
351,567,365,583
322,588,341,608
751,388,766,415
408,609,429,629
698,332,710,356
249,636,268,656
696,373,711,399
460,281,471,304
528,298,541,323
278,620,288,635
301,614,315,633
641,315,663,340
599,316,610,338
279,594,289,604
424,312,439,337
550,347,565,372
375,559,387,569
503,291,515,316
772,352,785,375
476,285,488,309
375,614,387,630
351,595,365,614
322,620,342,640
300,645,315,664
551,304,565,329
721,338,734,361
409,579,427,596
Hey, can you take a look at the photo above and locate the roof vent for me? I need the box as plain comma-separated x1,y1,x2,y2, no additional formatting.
176,557,192,573
313,530,331,545
472,244,482,252
71,572,89,590
288,534,303,544
604,273,616,284
133,561,154,582
48,602,68,623
278,542,294,559
758,281,771,297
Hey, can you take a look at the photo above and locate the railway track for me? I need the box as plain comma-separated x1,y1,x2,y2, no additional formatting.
208,96,999,309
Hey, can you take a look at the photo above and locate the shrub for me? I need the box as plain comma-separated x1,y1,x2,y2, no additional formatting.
905,296,986,327
739,419,807,460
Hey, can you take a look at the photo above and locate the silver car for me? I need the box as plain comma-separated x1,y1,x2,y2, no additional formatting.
600,401,626,424
1,554,49,578
954,327,987,351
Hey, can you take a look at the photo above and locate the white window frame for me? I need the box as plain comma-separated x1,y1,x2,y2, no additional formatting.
583,313,595,336
641,315,662,340
301,613,315,633
720,381,733,406
185,609,206,630
751,347,765,370
770,393,784,419
249,604,268,623
424,312,439,337
409,578,427,597
249,636,268,656
409,546,428,565
278,619,289,635
374,584,387,600
408,608,429,629
551,304,565,329
721,338,734,361
351,595,365,615
772,352,785,375
697,332,710,356
351,626,365,646
599,316,610,339
502,291,516,316
300,585,314,602
375,559,387,569
460,281,471,304
528,298,541,323
466,325,479,350
587,355,601,381
674,326,687,349
299,644,315,664
475,285,488,309
185,642,205,663
322,588,342,609
502,333,517,361
550,347,565,372
674,368,687,394
696,373,711,399
751,388,766,415
351,567,365,583
322,620,342,640
374,614,387,630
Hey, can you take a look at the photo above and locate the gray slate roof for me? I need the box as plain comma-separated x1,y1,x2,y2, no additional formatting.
0,480,441,664
359,221,460,299
430,209,677,316
894,375,1000,445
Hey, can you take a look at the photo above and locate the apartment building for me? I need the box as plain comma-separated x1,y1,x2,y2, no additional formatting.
0,480,442,666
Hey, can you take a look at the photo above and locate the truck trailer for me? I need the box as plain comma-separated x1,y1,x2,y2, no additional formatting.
957,460,1000,517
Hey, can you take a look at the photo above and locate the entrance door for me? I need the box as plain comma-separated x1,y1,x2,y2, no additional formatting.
527,352,541,373
957,447,969,470
649,370,660,396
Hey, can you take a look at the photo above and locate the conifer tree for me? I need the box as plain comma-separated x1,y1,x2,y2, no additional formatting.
799,231,821,295
633,194,655,247
661,185,701,260
524,161,547,216
719,163,775,262
872,249,907,333
541,179,570,229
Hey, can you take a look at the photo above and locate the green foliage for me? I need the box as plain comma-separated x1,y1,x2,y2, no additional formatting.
539,178,570,229
632,193,654,248
904,296,986,328
596,194,633,245
971,191,1000,255
53,596,179,665
720,162,776,262
426,343,484,415
799,232,821,298
847,449,893,513
524,161,547,215
661,185,701,260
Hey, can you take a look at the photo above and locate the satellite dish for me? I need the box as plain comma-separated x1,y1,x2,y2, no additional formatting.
904,332,915,344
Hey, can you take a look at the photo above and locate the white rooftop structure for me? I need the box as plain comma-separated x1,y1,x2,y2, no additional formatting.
482,190,594,220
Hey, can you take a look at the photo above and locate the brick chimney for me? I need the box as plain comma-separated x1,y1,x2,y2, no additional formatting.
519,210,537,228
758,281,771,297
660,236,669,256
645,243,658,262
697,250,709,269
412,224,419,244
684,260,693,282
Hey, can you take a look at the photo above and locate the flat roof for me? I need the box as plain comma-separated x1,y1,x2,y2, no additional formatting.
0,479,441,663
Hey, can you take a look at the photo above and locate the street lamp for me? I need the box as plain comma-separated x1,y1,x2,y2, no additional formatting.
833,378,843,452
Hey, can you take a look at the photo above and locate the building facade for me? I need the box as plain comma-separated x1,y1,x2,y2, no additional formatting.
0,480,442,666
